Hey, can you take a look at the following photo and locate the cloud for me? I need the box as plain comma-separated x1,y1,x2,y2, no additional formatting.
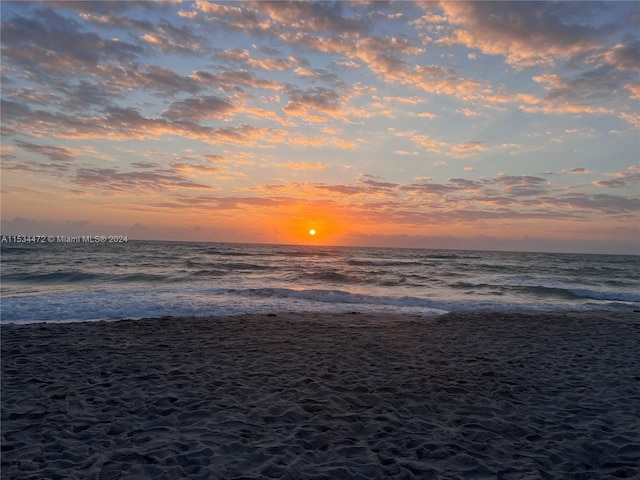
233,173,638,226
255,1,367,34
79,11,208,54
395,150,418,156
170,162,223,176
244,107,294,127
626,83,640,100
147,24,207,55
518,99,614,116
532,65,636,113
36,1,183,14
293,66,341,86
592,179,627,188
314,184,373,196
451,141,487,156
215,48,298,71
401,181,459,195
403,132,489,158
1,7,143,74
278,161,329,171
491,175,549,196
204,154,229,164
131,161,161,169
562,168,590,174
183,1,261,32
222,7,486,106
187,0,369,41
347,35,493,102
437,1,602,68
558,193,639,214
1,101,289,146
283,87,341,121
357,174,399,190
175,0,632,119
458,108,479,117
100,65,203,95
618,112,640,129
383,96,426,105
1,141,76,174
14,140,78,164
192,70,287,92
74,164,215,193
162,95,235,121
600,41,640,72
592,166,640,188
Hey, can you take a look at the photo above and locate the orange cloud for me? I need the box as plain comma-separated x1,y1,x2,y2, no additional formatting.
519,102,614,115
278,162,329,171
215,48,297,71
626,83,640,100
618,112,640,129
405,133,488,158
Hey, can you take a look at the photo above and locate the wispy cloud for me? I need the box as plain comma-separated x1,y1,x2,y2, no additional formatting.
278,161,329,171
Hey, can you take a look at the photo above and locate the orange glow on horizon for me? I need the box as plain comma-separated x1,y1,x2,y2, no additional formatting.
279,207,347,245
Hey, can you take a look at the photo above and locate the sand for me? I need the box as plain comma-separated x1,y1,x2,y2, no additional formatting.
1,311,639,480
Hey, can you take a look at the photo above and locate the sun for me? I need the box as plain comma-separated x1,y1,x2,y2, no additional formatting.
309,228,316,236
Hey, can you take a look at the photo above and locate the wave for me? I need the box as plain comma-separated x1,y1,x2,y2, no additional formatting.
450,281,640,303
422,253,461,259
474,264,515,272
191,269,227,277
2,271,102,283
299,270,358,283
220,262,279,271
2,270,171,284
118,273,171,283
184,260,278,272
3,283,638,324
347,259,422,267
514,284,640,303
229,287,449,310
273,249,341,258
568,288,640,303
0,286,445,323
204,248,247,256
418,253,482,260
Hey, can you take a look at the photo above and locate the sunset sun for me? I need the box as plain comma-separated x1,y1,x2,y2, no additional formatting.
309,229,316,236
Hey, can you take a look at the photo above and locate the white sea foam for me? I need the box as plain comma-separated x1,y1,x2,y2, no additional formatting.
1,284,633,324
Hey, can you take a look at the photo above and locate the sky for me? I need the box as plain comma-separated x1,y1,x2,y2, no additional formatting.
1,1,639,254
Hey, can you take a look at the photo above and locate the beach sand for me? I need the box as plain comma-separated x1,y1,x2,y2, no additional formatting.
2,311,639,479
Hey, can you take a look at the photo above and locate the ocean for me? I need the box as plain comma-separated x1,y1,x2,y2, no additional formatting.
1,240,639,323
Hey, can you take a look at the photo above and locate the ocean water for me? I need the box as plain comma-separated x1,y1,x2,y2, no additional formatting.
1,240,639,323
